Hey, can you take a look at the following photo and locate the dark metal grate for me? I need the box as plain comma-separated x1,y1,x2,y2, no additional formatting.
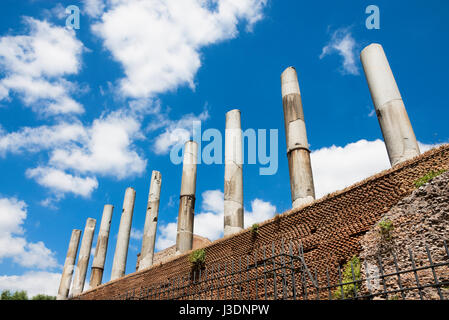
112,239,449,301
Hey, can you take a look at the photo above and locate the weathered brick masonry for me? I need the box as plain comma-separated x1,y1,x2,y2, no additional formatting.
76,145,449,300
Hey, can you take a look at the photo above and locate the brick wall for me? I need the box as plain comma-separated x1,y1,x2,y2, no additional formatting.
76,144,449,300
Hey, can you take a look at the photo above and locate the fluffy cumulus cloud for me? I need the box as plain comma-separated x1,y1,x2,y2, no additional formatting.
311,139,441,199
155,190,276,251
91,0,267,98
0,123,87,157
152,110,209,155
83,0,106,17
0,110,147,199
244,199,277,228
320,27,359,75
130,228,143,240
0,197,58,269
26,167,98,198
48,111,147,179
0,17,84,115
0,271,61,297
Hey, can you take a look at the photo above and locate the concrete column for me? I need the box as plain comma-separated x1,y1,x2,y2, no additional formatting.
281,67,315,208
139,171,162,271
224,109,244,236
57,229,81,300
111,187,136,280
90,205,113,288
72,218,96,296
361,43,420,167
176,141,198,255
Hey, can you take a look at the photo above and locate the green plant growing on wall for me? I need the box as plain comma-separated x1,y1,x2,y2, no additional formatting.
189,249,206,271
251,223,259,234
414,170,447,188
378,219,394,241
333,256,361,300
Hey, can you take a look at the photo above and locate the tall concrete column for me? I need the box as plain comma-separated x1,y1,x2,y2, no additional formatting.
361,43,420,167
72,218,96,296
176,141,198,255
224,109,244,236
139,171,162,271
281,67,315,208
57,229,81,300
90,205,113,288
111,187,136,280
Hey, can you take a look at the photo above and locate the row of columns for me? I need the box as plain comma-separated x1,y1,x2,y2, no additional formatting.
57,125,244,298
57,172,162,299
57,42,421,299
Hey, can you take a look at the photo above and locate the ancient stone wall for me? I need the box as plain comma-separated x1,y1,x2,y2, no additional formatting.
76,145,449,300
360,171,449,300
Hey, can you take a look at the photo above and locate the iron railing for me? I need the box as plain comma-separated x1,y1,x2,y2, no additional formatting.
114,239,449,301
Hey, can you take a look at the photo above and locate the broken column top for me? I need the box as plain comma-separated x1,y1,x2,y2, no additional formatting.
86,217,96,228
281,66,301,97
225,109,242,129
180,140,198,196
183,140,198,165
360,43,402,108
226,108,241,115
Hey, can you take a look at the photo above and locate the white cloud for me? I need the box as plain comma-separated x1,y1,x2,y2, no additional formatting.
192,190,225,241
43,3,67,20
91,0,267,98
311,139,442,199
0,18,84,115
0,122,86,157
152,110,209,155
26,167,99,198
320,27,359,75
49,110,147,179
83,0,106,17
1,109,147,198
0,197,58,269
155,189,276,251
0,271,61,297
130,228,143,240
244,199,277,228
155,221,177,251
0,197,27,235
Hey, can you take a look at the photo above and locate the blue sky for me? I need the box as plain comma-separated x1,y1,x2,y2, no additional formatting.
0,0,448,296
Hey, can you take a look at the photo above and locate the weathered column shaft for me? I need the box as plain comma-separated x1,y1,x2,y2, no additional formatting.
281,67,315,208
57,229,81,300
139,171,162,270
224,109,244,236
111,187,136,280
72,218,96,296
361,43,420,167
176,141,198,254
90,204,113,288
